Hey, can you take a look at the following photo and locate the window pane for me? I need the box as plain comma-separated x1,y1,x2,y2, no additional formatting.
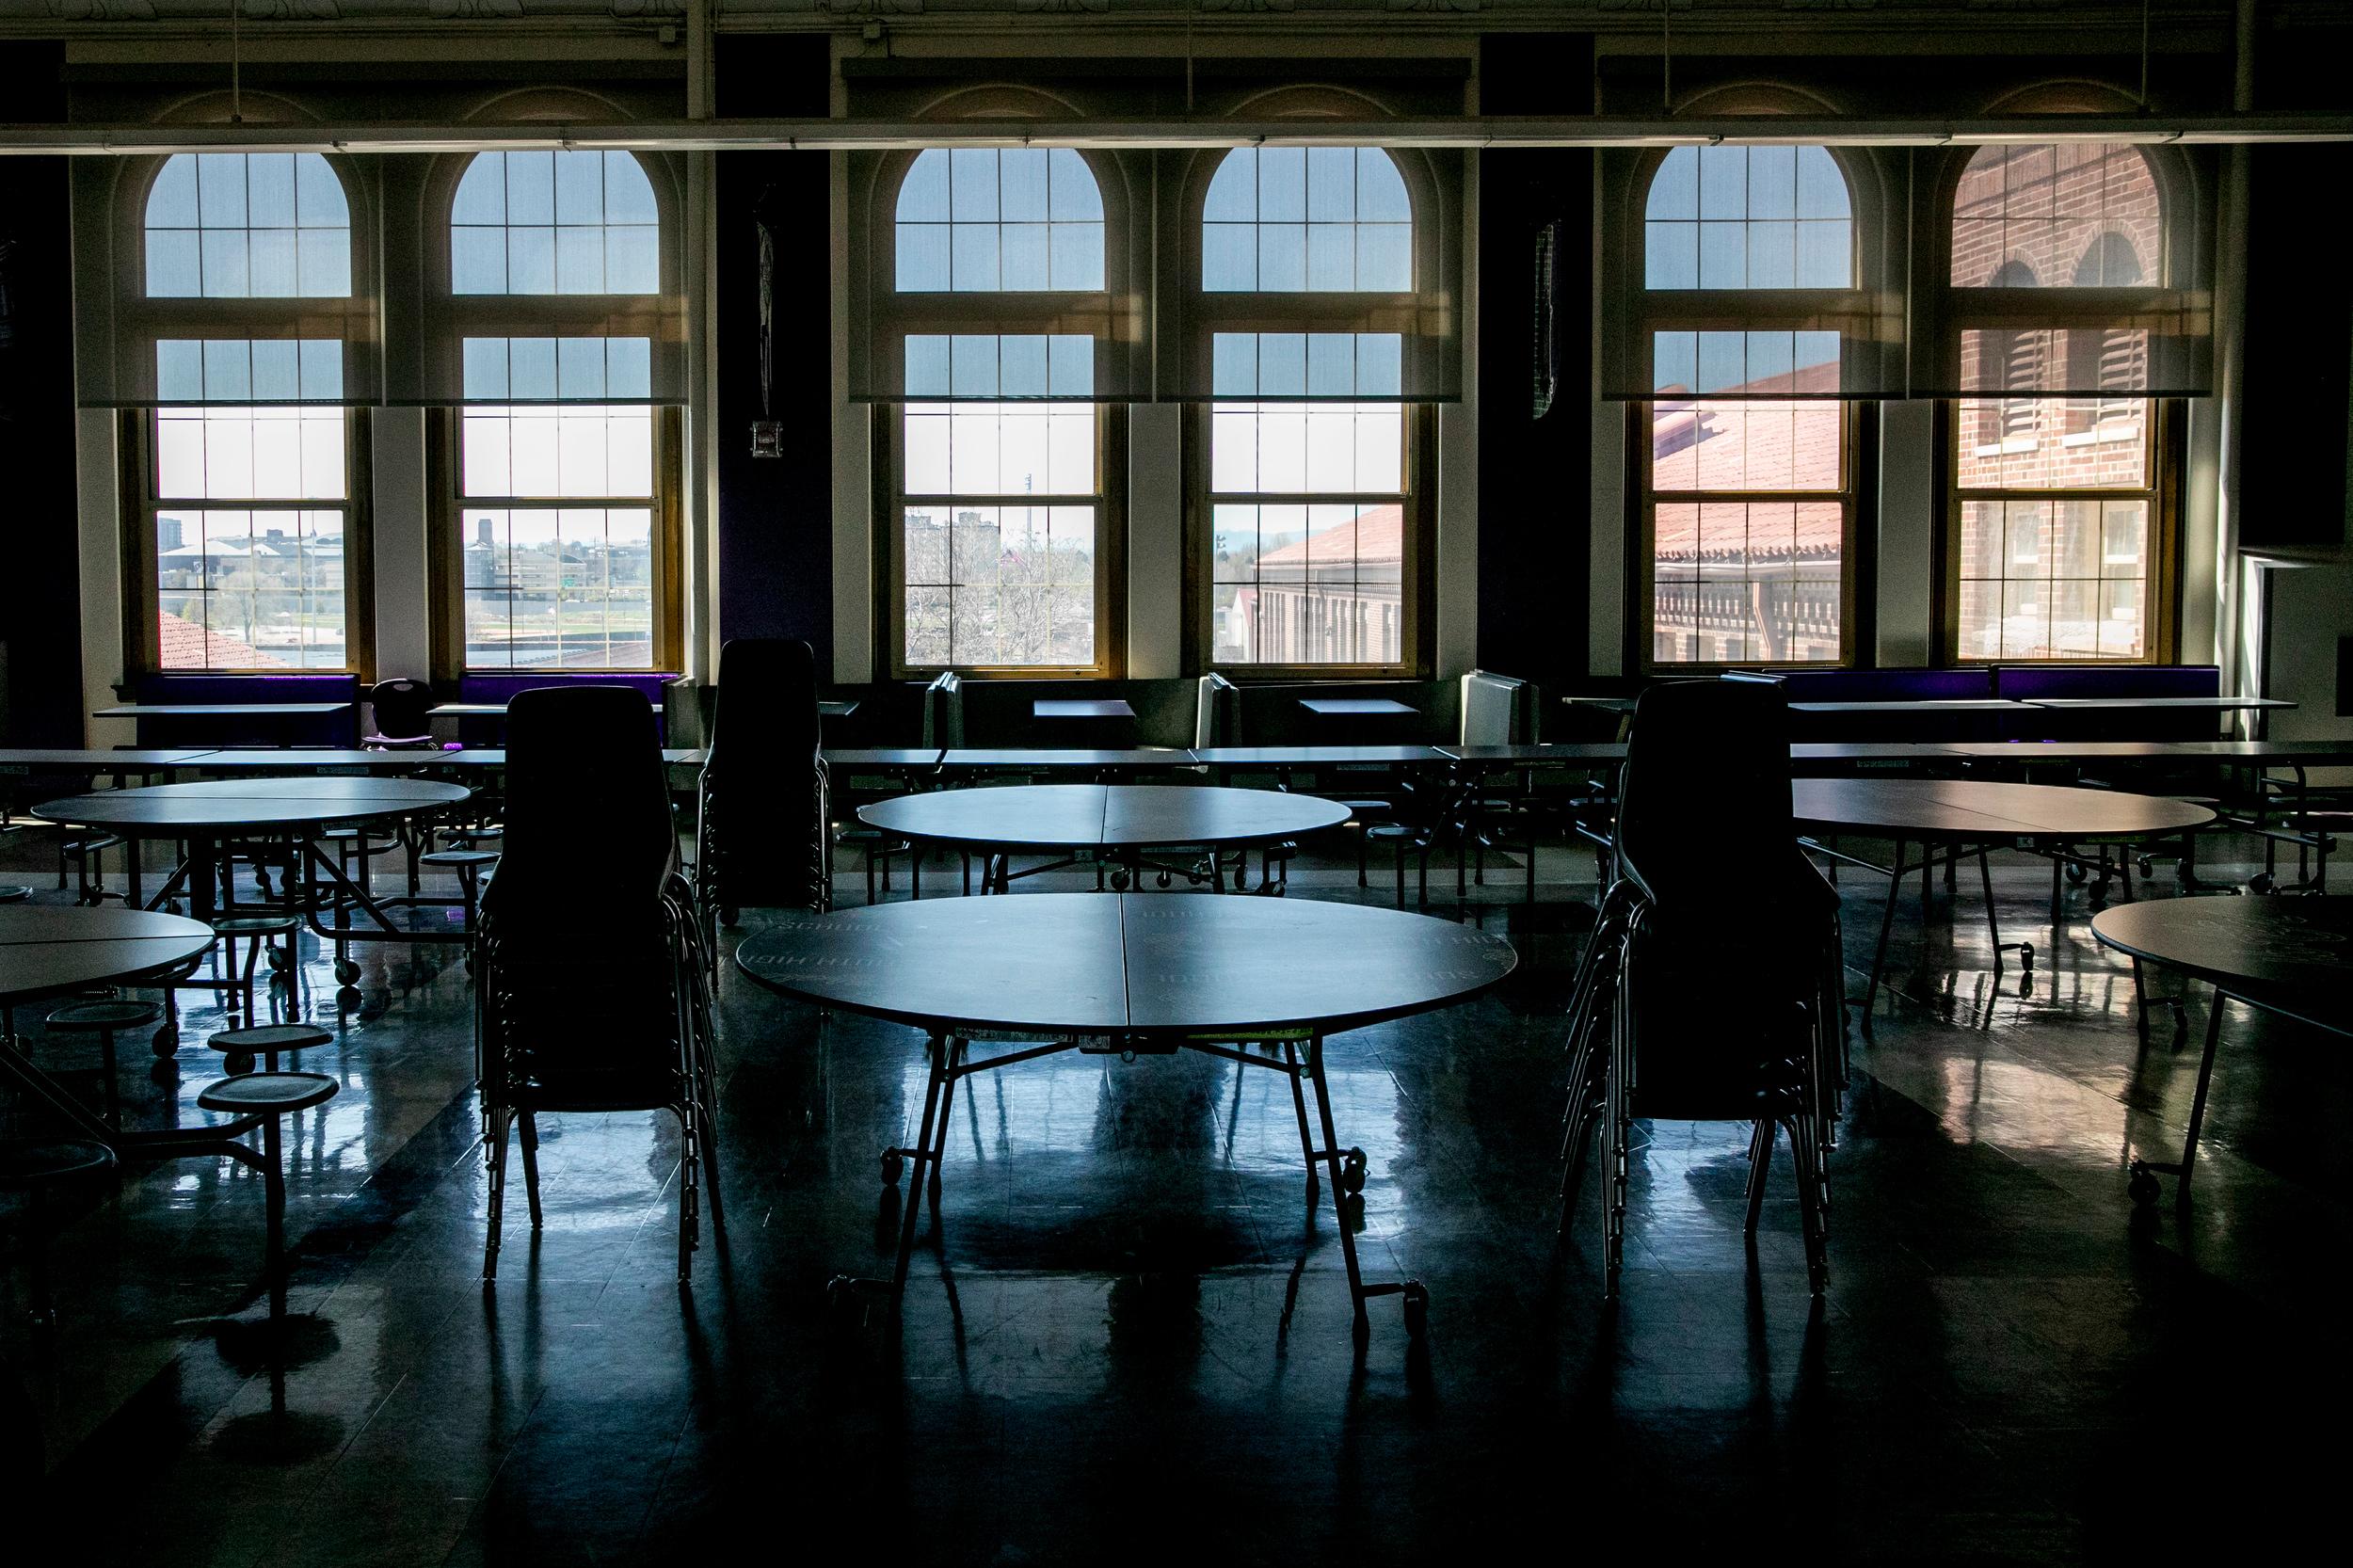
155,505,347,671
1650,499,1846,665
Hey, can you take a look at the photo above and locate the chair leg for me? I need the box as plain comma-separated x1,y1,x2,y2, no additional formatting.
1787,1112,1830,1294
517,1110,543,1229
1742,1116,1775,1236
482,1107,511,1283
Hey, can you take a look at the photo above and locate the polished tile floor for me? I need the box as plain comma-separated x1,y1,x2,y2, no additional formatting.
1,832,2345,1563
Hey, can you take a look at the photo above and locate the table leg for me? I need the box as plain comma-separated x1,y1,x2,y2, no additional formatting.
188,835,219,925
2130,987,2227,1207
887,1034,952,1307
1862,838,1906,1028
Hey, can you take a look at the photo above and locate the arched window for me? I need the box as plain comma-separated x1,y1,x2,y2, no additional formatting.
1197,147,1418,672
892,147,1104,293
450,151,660,296
1946,143,2168,664
136,152,360,672
446,150,672,673
889,148,1114,673
1201,147,1411,294
1634,145,1860,669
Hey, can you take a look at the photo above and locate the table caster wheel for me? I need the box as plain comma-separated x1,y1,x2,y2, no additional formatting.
225,1052,256,1077
150,1025,178,1058
1110,869,1131,890
2127,1160,2161,1207
333,959,360,985
2248,873,2278,896
265,947,289,971
1157,872,1172,888
26,1306,58,1337
720,905,740,926
1339,1147,1368,1196
1401,1282,1430,1338
880,1148,904,1187
2067,864,2088,885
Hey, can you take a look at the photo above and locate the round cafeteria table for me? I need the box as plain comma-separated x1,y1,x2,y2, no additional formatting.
738,893,1517,1338
31,778,472,974
2091,895,2353,1205
858,783,1352,894
0,904,248,1158
1791,778,2216,1023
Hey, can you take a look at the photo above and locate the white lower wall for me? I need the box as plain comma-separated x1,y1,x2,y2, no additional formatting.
76,410,127,749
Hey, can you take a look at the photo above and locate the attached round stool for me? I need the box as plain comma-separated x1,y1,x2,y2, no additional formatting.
210,914,303,1023
196,1071,339,1307
0,886,30,904
418,849,497,942
0,1139,117,1334
208,1022,334,1077
47,999,163,1119
57,831,122,905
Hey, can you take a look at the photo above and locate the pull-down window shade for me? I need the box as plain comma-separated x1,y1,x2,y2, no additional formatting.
73,151,379,408
383,149,688,407
1912,142,2214,398
847,147,1147,405
1160,144,1460,405
1599,145,1905,401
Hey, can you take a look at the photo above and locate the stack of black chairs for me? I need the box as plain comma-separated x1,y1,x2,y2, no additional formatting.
476,685,721,1283
695,639,829,961
1559,679,1844,1296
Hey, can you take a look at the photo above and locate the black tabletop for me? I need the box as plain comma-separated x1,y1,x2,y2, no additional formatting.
0,906,216,1003
1033,698,1135,720
736,893,1516,1041
0,749,216,773
94,703,351,719
2024,696,2295,711
1790,778,2215,840
824,748,946,770
31,776,471,834
181,749,432,773
1300,697,1417,717
2092,897,2353,1035
737,897,1127,1036
1117,895,1519,1038
860,784,1349,851
1790,699,2025,714
1438,744,1627,764
1193,745,1447,767
937,748,1194,771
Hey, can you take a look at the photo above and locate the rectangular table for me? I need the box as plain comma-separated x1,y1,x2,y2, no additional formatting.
1032,699,1134,721
1300,698,1417,717
2020,697,2296,712
0,748,218,775
436,699,859,719
1194,745,1446,771
95,703,351,720
938,748,1195,774
824,748,945,772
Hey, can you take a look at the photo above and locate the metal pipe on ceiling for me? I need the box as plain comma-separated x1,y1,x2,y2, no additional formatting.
0,112,2348,155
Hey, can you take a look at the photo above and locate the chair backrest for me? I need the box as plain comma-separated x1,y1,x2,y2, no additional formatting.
366,678,435,742
1615,678,1791,912
1459,670,1529,746
702,639,824,911
1194,673,1239,749
484,685,676,921
920,670,964,747
1613,678,1820,1117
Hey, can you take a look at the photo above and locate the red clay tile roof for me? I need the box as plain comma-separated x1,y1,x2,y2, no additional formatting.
157,610,288,670
1252,504,1404,568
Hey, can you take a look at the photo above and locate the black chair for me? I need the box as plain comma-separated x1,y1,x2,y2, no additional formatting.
477,685,721,1284
362,678,441,750
1558,680,1842,1297
695,639,829,951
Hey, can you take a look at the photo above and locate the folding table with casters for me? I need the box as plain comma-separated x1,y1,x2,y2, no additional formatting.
736,893,1516,1341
